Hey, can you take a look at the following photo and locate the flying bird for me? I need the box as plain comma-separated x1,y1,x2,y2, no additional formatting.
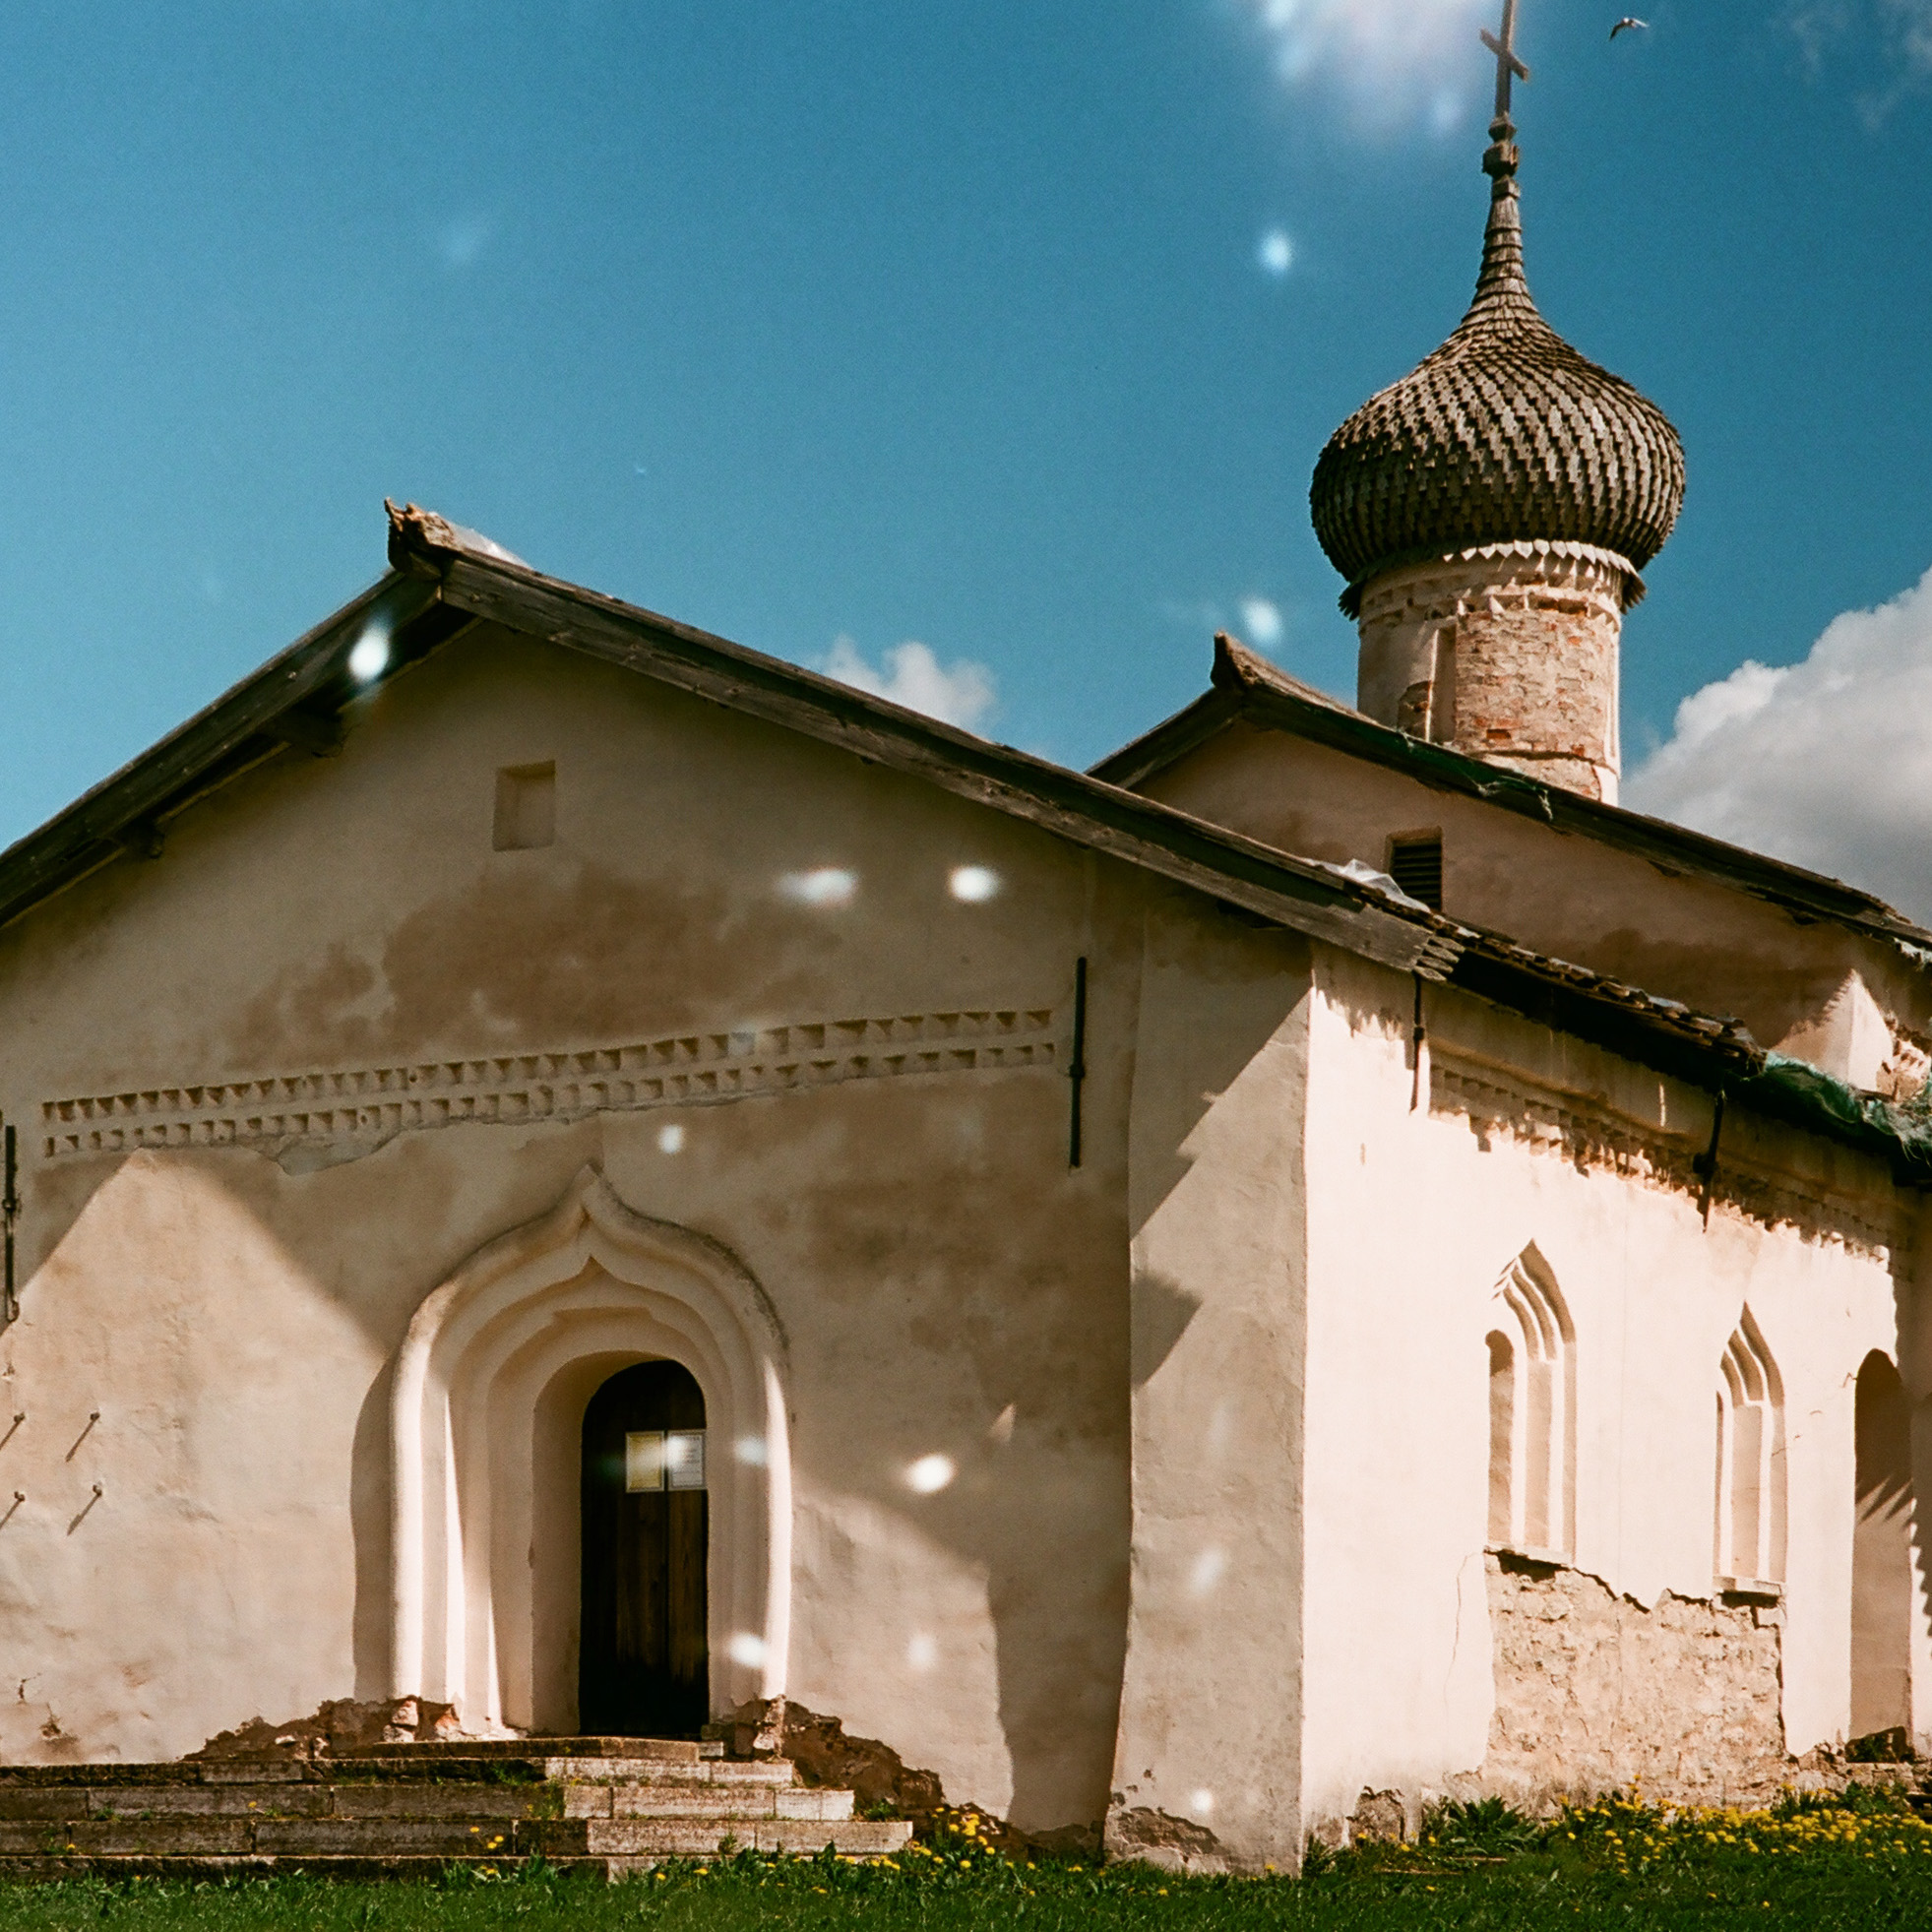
1609,16,1648,36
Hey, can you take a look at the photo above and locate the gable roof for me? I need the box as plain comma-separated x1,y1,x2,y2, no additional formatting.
0,508,1457,984
1092,634,1932,958
2,504,1927,1186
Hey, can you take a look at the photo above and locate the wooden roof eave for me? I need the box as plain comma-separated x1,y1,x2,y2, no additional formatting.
1091,635,1932,957
1,518,1925,1183
0,574,469,936
426,549,1465,982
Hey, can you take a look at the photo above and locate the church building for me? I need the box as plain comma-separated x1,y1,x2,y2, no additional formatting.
0,26,1928,1876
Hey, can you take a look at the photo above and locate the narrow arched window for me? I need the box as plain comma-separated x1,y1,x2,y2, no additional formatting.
1487,1331,1516,1546
1487,1246,1576,1559
1714,1311,1786,1589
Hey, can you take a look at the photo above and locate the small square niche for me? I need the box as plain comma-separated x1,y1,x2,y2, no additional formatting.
493,762,556,851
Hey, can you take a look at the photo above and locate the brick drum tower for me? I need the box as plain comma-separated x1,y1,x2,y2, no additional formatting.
1309,1,1685,804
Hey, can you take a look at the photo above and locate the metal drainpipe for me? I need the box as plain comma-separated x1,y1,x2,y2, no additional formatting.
2,1121,17,1325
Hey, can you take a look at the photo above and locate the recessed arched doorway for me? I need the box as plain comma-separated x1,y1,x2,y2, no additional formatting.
580,1359,710,1735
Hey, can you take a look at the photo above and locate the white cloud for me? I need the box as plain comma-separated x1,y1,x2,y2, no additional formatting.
823,636,996,732
1788,1,1932,114
1891,0,1932,69
1626,566,1932,923
1257,227,1294,278
1239,597,1284,648
1239,0,1486,129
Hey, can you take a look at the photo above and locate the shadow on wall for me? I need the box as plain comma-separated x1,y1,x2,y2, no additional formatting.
1890,1252,1932,1741
779,1076,1135,1836
16,904,1306,1825
1848,1350,1912,1745
351,1364,394,1701
228,864,841,1084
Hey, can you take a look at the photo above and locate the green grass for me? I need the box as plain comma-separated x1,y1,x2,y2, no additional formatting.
2,1791,1932,1931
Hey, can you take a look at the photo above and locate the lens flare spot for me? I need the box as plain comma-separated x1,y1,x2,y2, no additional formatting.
734,1435,769,1467
1190,1547,1227,1596
1191,1789,1215,1817
727,1633,768,1668
657,1124,685,1153
1257,228,1294,278
1239,597,1283,648
948,865,1001,903
348,621,391,682
779,867,857,907
905,1454,956,1495
906,1634,938,1672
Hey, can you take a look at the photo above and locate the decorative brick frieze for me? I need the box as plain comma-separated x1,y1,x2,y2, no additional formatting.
41,1008,1058,1160
1433,1049,1905,1258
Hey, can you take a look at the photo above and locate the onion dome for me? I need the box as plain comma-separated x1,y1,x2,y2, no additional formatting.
1310,167,1684,612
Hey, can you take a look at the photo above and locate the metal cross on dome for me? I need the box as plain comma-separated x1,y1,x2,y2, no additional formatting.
1481,0,1531,125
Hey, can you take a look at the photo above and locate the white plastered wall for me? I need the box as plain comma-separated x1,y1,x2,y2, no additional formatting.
1297,946,1913,1833
0,626,1142,1827
0,1153,375,1763
1105,901,1312,1874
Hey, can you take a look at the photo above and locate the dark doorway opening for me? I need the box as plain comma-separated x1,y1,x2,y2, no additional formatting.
580,1359,709,1736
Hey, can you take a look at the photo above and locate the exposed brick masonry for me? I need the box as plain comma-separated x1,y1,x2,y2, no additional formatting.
1355,546,1627,804
1481,1553,1788,1808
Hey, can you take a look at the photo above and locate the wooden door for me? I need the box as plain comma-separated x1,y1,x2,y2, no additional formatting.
579,1360,709,1736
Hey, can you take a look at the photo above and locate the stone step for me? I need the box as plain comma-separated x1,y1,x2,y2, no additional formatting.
0,1820,528,1857
0,1733,904,1878
0,1759,538,1788
0,1777,846,1826
595,1787,852,1823
0,1787,339,1821
0,1855,615,1883
336,1736,717,1764
552,1759,797,1786
0,1812,910,1862
0,1784,541,1822
581,1818,910,1858
0,1765,228,1789
0,1754,792,1792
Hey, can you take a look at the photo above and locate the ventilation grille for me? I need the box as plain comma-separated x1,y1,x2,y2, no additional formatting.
1389,837,1444,910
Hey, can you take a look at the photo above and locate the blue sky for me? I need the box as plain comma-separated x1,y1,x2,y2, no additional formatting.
2,0,1931,904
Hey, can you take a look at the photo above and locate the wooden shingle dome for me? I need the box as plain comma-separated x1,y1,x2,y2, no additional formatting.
1309,182,1685,612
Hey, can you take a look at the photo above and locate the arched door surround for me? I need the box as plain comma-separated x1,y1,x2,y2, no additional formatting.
390,1165,790,1733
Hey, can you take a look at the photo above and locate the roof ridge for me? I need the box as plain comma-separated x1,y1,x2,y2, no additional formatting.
0,505,1921,1185
1091,646,1932,953
1210,633,1368,717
